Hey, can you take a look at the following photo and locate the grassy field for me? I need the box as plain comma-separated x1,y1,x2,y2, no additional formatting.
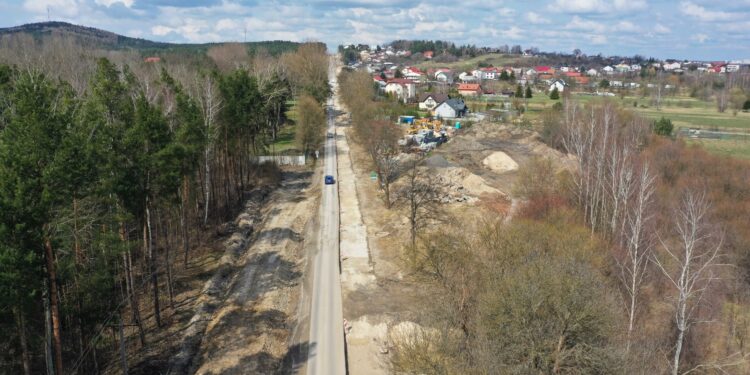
266,123,298,153
514,92,750,159
686,138,750,160
515,92,750,130
265,99,299,154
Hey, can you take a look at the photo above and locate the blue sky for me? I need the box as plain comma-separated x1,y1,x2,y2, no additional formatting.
1,0,749,60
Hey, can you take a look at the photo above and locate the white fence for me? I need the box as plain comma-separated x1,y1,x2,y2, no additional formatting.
253,155,307,166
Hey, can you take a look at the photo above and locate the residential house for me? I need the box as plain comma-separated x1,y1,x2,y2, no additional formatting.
435,70,453,83
586,68,599,76
727,64,740,73
480,67,502,80
631,64,642,72
610,80,623,88
535,66,554,75
144,57,161,63
458,72,478,83
548,79,568,92
385,79,416,103
457,83,482,96
402,67,426,82
538,73,554,81
602,66,615,75
373,75,386,90
574,76,590,86
663,62,681,71
434,98,468,118
615,63,631,73
471,68,484,80
418,93,449,111
423,50,434,59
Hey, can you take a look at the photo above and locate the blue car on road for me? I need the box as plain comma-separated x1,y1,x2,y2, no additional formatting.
325,175,335,185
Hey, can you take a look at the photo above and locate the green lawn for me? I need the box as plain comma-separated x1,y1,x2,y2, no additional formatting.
516,93,750,160
265,99,299,154
686,138,750,160
518,93,750,130
266,123,298,154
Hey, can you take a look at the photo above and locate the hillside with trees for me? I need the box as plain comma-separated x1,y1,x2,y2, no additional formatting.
0,22,311,56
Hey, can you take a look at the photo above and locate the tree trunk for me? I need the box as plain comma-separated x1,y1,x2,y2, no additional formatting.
44,236,64,375
44,282,55,375
120,223,146,346
119,318,128,375
181,179,190,268
203,146,211,226
553,334,566,374
145,202,161,328
161,209,175,309
14,307,31,375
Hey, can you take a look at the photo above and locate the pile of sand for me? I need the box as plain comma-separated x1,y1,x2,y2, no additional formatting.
438,167,502,199
482,151,518,173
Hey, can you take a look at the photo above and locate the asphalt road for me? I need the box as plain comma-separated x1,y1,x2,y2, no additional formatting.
306,57,346,375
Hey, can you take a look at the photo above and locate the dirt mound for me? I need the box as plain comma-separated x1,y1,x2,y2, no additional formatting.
435,167,503,202
482,151,518,173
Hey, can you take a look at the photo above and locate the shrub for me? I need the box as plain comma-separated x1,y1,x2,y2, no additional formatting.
653,117,673,137
549,87,560,100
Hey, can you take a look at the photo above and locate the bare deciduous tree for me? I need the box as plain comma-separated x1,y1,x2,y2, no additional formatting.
364,120,401,208
652,189,723,375
396,159,444,247
615,162,656,353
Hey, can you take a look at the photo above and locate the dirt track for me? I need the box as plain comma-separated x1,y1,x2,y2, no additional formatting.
185,170,319,375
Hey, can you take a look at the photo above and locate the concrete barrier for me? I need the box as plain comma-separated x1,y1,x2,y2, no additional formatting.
253,155,306,166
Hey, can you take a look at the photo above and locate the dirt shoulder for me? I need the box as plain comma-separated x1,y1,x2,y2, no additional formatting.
187,169,319,375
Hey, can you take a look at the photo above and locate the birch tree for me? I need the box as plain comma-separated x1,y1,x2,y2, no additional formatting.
652,189,723,375
616,162,656,353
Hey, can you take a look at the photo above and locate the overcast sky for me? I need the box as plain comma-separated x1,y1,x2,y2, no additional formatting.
1,0,748,61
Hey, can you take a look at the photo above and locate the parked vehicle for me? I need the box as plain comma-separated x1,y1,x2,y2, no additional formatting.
325,175,335,184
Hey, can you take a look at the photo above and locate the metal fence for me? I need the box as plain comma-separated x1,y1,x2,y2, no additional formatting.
252,155,307,166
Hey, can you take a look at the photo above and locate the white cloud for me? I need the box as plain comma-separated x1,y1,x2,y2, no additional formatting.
151,25,173,36
550,0,647,13
23,0,80,17
215,18,237,32
613,20,638,32
525,11,550,24
654,23,670,34
565,16,606,33
680,2,736,21
589,34,607,45
613,0,646,11
693,33,709,43
95,0,134,8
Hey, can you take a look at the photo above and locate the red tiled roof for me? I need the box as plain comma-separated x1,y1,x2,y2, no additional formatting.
535,66,552,72
457,83,481,91
565,72,582,77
